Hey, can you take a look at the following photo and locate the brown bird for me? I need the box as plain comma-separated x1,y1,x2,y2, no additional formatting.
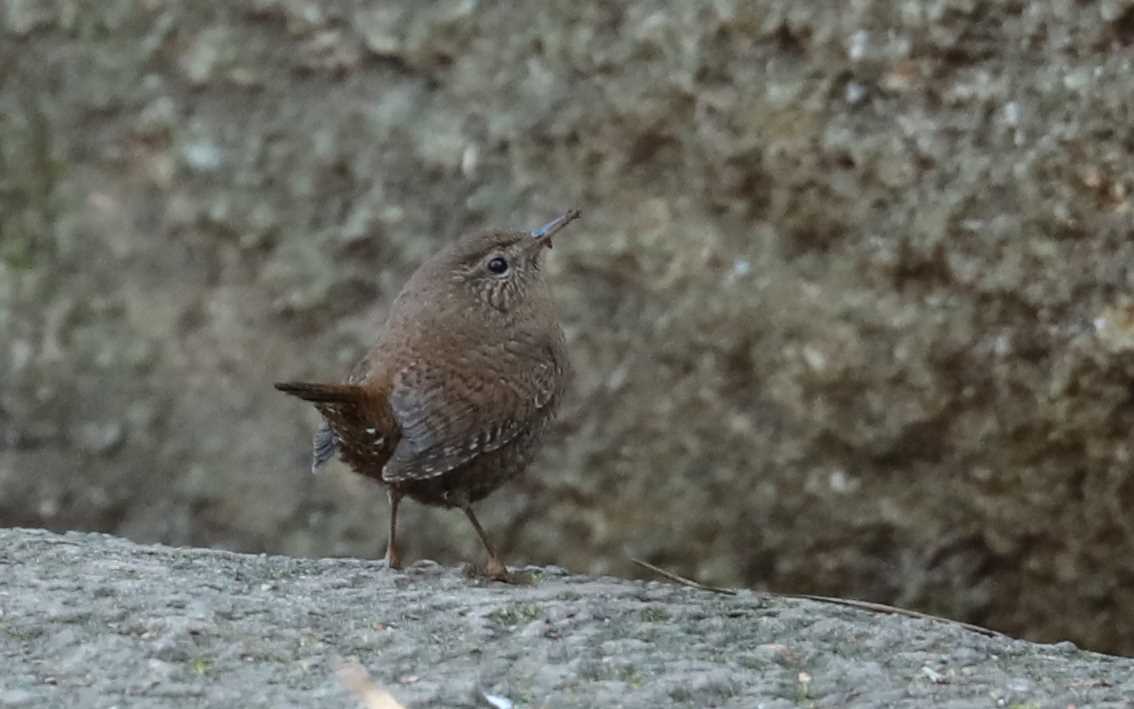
275,209,580,579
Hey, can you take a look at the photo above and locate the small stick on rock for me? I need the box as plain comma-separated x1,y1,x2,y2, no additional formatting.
630,557,1007,638
630,558,738,595
337,662,407,709
780,592,1009,638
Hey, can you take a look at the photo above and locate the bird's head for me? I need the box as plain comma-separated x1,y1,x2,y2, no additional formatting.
419,209,581,316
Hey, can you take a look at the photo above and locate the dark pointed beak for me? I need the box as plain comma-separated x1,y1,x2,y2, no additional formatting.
530,208,581,249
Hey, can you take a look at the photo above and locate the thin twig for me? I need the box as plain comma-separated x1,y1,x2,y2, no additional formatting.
629,557,1007,638
337,662,406,709
630,558,738,595
780,592,1008,638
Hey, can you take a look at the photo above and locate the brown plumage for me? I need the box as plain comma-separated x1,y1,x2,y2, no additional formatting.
275,209,580,579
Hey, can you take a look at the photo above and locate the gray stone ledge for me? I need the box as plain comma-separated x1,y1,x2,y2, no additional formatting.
0,528,1130,708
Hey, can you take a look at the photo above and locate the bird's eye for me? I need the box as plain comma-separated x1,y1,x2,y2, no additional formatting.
486,256,509,275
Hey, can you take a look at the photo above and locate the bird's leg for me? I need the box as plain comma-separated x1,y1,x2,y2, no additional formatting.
385,489,403,570
463,506,509,580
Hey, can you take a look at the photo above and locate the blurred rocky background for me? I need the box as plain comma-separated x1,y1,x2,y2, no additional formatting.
2,1,1133,654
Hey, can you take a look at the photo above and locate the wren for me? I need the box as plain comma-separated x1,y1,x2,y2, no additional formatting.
275,209,580,580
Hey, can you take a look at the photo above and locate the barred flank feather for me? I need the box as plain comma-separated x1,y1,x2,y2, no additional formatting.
312,421,338,473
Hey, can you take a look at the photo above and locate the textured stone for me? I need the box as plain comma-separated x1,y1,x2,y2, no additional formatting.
2,528,1133,708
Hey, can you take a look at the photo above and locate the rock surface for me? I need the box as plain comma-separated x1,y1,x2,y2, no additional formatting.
3,2,1134,654
1,528,1131,709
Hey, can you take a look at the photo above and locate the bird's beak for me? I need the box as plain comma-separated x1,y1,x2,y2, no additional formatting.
530,208,582,250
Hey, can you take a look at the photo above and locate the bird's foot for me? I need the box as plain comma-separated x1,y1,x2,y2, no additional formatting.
384,548,403,571
463,558,526,584
484,556,508,580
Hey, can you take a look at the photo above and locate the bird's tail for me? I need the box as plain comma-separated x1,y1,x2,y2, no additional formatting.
273,382,366,403
275,381,372,474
